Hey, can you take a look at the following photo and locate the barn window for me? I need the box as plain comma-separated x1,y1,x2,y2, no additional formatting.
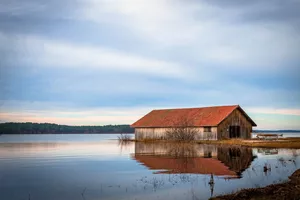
204,127,212,132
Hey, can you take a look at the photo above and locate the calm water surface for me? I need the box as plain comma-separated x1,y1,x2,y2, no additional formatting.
0,134,299,200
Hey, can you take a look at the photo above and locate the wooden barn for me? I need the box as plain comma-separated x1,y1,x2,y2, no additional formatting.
131,105,256,140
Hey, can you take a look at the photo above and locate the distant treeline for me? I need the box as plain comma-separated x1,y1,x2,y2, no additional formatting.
0,122,134,134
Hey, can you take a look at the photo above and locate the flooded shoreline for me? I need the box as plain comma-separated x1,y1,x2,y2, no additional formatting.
127,138,300,149
211,169,300,200
0,134,299,200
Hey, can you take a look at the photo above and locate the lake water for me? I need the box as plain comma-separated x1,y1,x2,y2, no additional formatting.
0,134,299,200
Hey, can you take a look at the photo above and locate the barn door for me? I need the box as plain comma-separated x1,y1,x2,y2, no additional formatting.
229,126,241,138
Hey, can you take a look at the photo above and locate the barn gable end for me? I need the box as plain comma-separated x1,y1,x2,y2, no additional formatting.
217,107,255,139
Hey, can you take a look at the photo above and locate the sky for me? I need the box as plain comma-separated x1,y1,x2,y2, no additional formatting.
0,0,300,129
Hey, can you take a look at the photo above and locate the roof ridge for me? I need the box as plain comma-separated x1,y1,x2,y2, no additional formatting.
152,105,239,111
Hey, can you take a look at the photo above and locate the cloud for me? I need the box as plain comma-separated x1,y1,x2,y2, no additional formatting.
2,0,300,73
1,0,300,129
202,0,300,25
77,0,300,70
248,108,300,116
0,33,192,80
0,100,153,125
0,0,76,18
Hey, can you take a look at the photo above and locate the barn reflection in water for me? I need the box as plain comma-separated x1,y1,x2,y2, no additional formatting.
132,142,256,178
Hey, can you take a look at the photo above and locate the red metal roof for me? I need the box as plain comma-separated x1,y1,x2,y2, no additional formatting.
131,105,256,128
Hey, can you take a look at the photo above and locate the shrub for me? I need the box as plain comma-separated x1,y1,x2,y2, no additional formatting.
165,117,199,141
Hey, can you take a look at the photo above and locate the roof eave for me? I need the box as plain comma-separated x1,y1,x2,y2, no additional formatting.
131,125,218,128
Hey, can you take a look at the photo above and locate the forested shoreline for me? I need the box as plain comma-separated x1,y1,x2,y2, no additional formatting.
0,122,134,134
0,122,299,135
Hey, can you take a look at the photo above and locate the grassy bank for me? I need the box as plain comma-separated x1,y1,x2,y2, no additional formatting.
210,169,300,200
128,138,300,148
197,138,300,149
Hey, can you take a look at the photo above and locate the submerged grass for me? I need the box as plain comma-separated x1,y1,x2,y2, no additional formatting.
117,134,132,142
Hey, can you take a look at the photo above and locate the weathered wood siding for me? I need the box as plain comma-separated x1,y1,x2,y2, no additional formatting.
217,109,253,139
135,127,218,140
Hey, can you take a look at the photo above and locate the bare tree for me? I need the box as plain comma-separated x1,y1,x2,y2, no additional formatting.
204,131,215,140
165,116,199,141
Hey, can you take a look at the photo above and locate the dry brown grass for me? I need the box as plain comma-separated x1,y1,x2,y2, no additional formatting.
132,138,197,144
132,138,300,148
210,169,300,200
196,138,300,148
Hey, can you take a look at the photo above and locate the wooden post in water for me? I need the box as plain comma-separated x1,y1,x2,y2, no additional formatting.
209,174,214,197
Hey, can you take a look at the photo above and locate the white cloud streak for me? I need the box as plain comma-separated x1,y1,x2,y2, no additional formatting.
1,33,191,80
78,0,300,70
248,108,300,116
